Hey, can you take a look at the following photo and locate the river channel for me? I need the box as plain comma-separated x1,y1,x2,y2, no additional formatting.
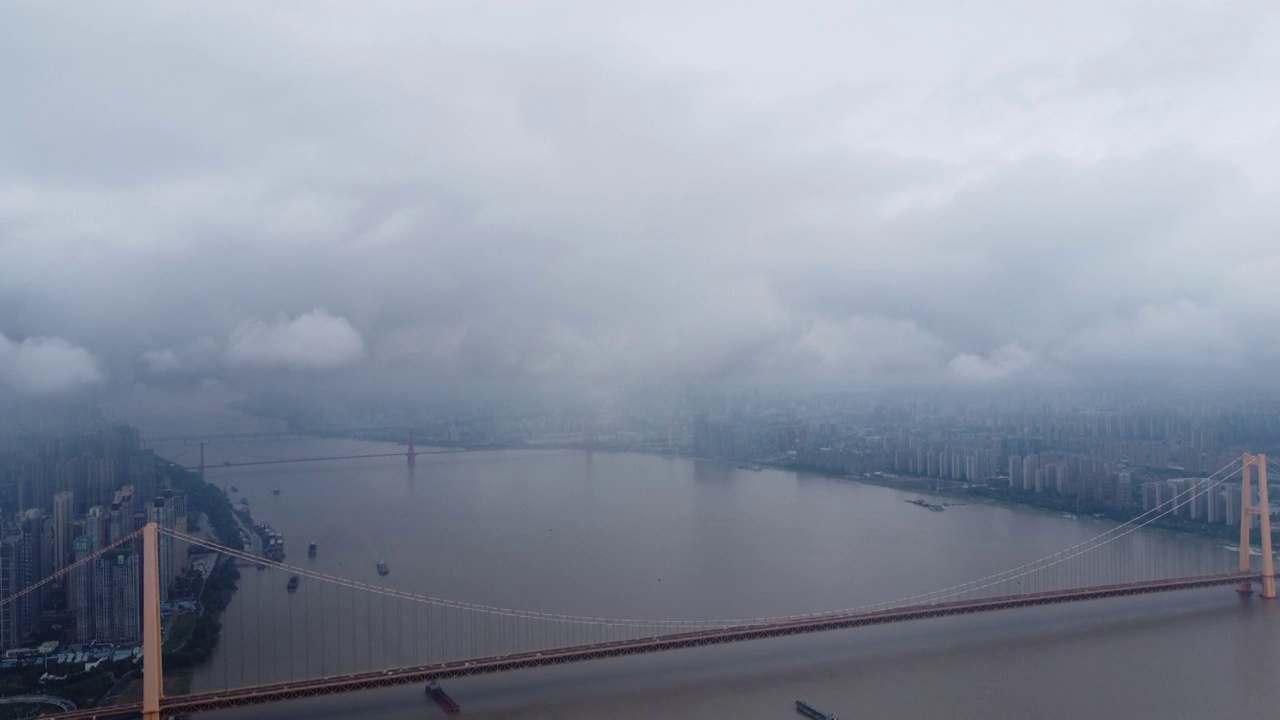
166,435,1279,719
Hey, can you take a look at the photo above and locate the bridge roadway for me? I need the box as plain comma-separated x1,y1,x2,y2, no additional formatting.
48,571,1262,719
142,429,409,444
183,449,468,471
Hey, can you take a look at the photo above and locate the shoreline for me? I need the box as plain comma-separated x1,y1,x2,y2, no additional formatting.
261,424,1268,549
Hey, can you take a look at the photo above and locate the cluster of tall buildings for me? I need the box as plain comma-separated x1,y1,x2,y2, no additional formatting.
560,391,1278,527
1006,453,1135,509
0,423,187,650
1140,478,1246,526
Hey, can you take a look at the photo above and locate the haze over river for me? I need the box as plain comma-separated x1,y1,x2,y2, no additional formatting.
158,435,1279,719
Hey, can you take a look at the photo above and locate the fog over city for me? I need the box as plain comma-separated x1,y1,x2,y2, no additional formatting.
3,0,1280,403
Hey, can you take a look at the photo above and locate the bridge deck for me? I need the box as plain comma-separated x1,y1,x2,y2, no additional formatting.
182,449,469,470
48,571,1261,719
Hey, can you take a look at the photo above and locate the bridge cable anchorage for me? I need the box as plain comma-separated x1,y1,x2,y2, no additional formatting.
157,458,1250,636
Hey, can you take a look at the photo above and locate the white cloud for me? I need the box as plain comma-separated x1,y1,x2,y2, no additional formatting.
947,343,1039,383
225,309,365,370
0,333,102,394
791,316,947,377
139,349,181,375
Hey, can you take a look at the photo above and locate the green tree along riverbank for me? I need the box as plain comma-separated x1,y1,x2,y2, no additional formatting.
164,560,240,671
157,462,244,680
0,658,133,716
163,463,245,551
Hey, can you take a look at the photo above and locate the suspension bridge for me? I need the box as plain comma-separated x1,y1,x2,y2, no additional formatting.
4,454,1274,720
153,434,467,475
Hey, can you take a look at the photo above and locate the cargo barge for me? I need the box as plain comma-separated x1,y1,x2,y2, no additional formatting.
426,681,460,713
907,498,945,512
795,699,837,719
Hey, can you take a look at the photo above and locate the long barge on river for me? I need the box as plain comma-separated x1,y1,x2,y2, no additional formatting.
796,699,837,719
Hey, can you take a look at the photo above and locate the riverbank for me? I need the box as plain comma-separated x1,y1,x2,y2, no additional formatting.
252,420,1268,548
151,460,245,695
780,462,1277,548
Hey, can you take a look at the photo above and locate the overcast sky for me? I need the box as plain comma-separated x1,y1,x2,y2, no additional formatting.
2,0,1279,398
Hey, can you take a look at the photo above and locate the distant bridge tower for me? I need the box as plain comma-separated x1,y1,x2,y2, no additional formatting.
1237,453,1276,599
407,432,418,467
584,422,594,453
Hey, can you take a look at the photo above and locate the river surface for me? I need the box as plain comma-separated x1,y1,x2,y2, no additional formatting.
153,434,1280,719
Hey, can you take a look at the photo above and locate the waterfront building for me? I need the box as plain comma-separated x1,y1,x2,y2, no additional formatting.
1009,455,1023,489
1224,483,1242,527
1023,455,1039,492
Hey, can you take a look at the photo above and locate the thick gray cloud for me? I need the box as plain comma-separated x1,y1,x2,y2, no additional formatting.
0,333,103,395
225,310,365,370
1,0,1278,394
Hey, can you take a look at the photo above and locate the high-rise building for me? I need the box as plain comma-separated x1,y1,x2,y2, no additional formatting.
1167,478,1190,517
127,451,158,501
53,491,74,571
1154,480,1174,513
4,510,57,648
85,457,116,514
108,486,135,543
1009,455,1023,489
1115,470,1133,510
70,536,93,642
1224,483,1242,526
19,510,55,588
146,496,176,601
1207,484,1225,524
91,544,141,644
1188,479,1208,520
83,506,106,553
1023,455,1039,492
166,492,188,587
0,530,20,650
1142,481,1160,512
